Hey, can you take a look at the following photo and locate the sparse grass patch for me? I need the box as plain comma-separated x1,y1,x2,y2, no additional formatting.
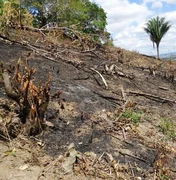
158,118,176,140
104,38,114,47
143,115,152,122
122,110,143,125
159,174,171,180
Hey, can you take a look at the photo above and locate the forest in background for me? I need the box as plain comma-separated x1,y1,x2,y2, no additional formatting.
0,0,112,44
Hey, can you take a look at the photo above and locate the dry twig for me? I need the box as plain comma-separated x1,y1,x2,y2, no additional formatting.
90,68,108,89
128,162,135,180
127,90,176,104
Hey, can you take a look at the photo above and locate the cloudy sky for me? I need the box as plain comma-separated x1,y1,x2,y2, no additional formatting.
93,0,176,56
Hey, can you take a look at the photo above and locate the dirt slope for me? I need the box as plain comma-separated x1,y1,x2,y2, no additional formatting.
0,30,176,179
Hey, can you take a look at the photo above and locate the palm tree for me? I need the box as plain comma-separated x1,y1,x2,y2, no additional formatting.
144,16,171,59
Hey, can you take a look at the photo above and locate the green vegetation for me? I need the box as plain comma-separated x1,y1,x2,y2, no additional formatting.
159,175,170,180
20,0,107,34
144,16,171,60
0,0,109,42
122,110,143,125
104,37,114,47
0,0,33,35
158,118,176,140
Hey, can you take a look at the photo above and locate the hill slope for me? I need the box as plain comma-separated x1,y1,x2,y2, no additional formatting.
0,29,176,180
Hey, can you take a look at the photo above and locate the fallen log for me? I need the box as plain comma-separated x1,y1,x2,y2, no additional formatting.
127,90,176,104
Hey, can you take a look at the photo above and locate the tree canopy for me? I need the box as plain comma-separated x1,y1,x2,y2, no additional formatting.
0,0,109,43
19,0,107,34
144,16,171,59
0,0,33,35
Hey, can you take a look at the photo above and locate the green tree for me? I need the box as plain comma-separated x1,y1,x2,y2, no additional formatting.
0,0,4,15
20,0,107,35
0,0,33,26
80,0,107,34
144,16,171,59
0,0,33,35
19,0,49,27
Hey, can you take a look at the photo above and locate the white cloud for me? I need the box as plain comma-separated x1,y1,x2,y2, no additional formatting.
93,0,176,55
161,11,176,23
151,1,163,9
143,0,176,5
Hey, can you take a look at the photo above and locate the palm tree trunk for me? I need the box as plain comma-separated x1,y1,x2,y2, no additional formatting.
156,43,160,60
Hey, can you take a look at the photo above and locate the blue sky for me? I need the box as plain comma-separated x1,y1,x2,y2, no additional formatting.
93,0,176,55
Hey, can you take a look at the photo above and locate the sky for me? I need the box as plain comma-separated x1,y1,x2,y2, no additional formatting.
93,0,176,56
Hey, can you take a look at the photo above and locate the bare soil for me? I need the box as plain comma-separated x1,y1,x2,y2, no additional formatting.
0,30,176,180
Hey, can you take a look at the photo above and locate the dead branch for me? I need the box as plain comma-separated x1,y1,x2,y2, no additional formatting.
159,86,169,90
127,90,176,104
2,70,20,105
92,90,122,107
11,24,78,35
22,41,86,70
120,85,127,101
128,163,135,180
0,33,17,44
92,90,124,102
90,68,108,89
105,133,134,146
104,64,134,79
80,47,96,53
115,99,129,121
105,153,119,179
121,126,127,141
15,25,99,50
116,70,134,79
118,150,151,165
81,48,102,59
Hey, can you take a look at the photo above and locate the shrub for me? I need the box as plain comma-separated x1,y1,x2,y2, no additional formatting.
1,57,51,134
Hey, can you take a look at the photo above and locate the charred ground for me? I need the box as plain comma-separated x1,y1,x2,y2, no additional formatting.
0,29,176,180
